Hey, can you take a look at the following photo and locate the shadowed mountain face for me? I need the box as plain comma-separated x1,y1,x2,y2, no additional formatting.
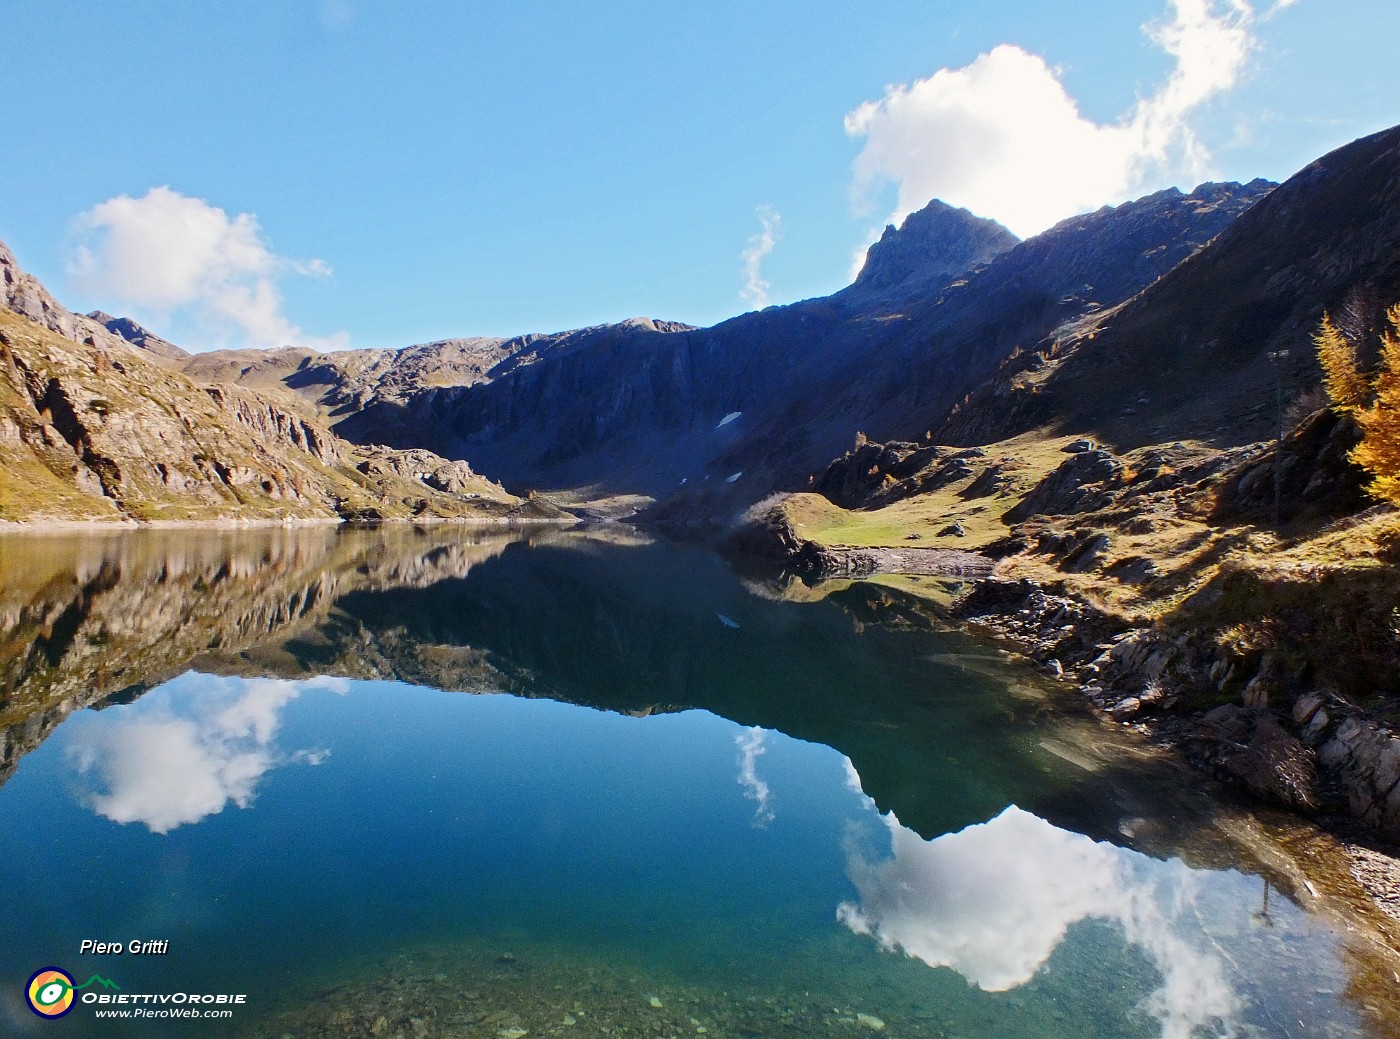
134,175,1280,521
176,319,696,444
943,125,1400,450
266,181,1265,520
161,198,1016,503
848,200,1019,298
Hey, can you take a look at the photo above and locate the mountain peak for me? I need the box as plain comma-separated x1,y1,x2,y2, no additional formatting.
87,310,189,361
851,199,1019,296
1,239,192,362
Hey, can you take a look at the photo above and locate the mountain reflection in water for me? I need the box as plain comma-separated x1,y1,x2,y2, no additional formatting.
0,526,1392,1038
0,524,1091,840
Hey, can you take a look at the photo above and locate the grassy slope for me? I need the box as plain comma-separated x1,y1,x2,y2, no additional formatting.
784,431,1081,549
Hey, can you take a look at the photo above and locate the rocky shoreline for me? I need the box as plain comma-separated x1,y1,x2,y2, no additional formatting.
722,495,1400,857
724,486,1400,925
952,575,1400,838
947,573,1400,928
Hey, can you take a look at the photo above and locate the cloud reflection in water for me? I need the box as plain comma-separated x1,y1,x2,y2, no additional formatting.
838,802,1238,1039
734,726,775,827
66,675,343,833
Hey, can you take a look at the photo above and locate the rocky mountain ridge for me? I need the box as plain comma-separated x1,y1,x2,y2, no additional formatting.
714,125,1400,845
178,319,695,434
87,310,189,361
258,179,1265,515
128,179,1270,524
0,244,560,525
643,179,1274,523
1,240,185,364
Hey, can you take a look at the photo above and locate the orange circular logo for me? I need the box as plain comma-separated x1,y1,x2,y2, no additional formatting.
26,968,76,1019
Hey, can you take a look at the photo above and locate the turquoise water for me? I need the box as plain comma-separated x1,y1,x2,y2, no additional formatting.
0,529,1384,1037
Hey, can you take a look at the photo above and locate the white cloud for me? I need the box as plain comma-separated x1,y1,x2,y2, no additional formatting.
65,675,343,833
735,726,775,826
846,0,1262,239
739,205,781,309
838,806,1238,1039
68,186,348,351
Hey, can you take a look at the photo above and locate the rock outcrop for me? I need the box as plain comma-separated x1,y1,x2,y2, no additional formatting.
1003,449,1128,523
87,310,188,361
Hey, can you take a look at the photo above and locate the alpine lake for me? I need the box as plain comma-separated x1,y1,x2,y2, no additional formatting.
1,525,1397,1039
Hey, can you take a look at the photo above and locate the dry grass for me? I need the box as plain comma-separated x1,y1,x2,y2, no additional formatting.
783,430,1082,550
1004,513,1248,622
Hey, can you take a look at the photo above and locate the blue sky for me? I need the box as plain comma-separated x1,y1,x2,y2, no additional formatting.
2,1,1397,352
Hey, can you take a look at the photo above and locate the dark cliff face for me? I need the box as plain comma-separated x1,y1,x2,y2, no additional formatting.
764,180,1276,455
954,125,1400,450
399,179,1271,517
327,319,698,461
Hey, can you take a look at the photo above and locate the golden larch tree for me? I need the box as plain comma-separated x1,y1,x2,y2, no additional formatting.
1319,303,1400,505
1315,313,1367,413
1350,305,1400,504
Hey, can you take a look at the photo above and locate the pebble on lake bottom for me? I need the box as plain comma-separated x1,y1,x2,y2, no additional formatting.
240,944,912,1039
